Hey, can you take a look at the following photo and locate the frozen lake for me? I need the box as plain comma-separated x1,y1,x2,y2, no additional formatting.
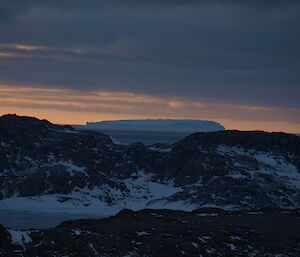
0,210,106,230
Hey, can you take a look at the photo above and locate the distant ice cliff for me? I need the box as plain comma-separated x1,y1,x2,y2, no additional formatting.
85,119,225,132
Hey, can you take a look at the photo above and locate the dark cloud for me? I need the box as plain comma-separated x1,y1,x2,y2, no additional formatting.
1,0,299,25
2,0,300,8
0,0,299,112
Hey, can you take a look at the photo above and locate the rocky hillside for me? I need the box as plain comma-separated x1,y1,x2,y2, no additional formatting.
1,208,300,257
0,114,299,213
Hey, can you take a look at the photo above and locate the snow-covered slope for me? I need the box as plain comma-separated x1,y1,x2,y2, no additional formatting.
0,114,299,214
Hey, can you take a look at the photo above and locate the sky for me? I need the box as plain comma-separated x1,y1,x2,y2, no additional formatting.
0,1,299,132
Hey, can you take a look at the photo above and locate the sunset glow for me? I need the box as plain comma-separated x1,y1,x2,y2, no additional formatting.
0,85,299,132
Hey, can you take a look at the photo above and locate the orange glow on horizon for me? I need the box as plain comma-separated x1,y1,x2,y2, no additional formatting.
0,85,299,133
0,107,299,133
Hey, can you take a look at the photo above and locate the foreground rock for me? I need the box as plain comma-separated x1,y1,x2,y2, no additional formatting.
0,114,299,213
1,208,300,257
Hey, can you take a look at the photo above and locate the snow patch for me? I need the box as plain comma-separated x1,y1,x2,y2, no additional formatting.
0,171,190,216
8,229,32,245
149,146,172,152
46,160,88,177
217,145,300,189
136,231,151,236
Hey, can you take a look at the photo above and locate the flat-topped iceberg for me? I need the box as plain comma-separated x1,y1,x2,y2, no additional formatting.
85,119,225,132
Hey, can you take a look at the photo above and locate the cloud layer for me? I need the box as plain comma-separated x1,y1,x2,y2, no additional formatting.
0,1,299,131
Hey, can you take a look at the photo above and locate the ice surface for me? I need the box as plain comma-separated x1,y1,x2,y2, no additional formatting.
85,119,225,132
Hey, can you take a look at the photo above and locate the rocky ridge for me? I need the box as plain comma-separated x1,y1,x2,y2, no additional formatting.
0,114,299,212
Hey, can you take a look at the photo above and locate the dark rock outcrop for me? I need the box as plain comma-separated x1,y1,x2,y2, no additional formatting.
0,114,299,210
2,208,300,257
